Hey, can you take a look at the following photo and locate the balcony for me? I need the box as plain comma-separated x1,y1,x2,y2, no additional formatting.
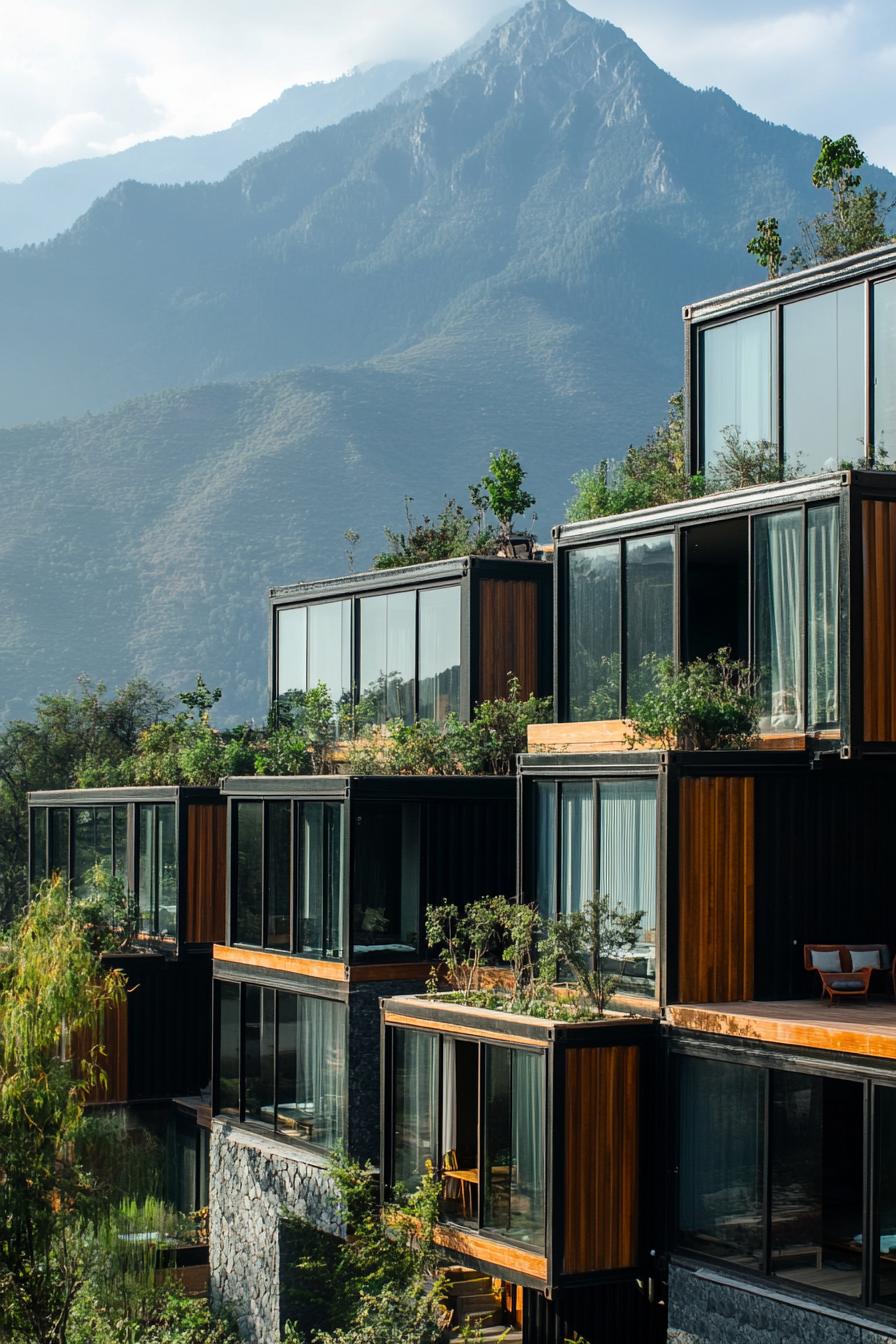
667,997,896,1063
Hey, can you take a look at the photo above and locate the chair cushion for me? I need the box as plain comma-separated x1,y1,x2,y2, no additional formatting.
811,950,842,972
828,978,866,990
850,949,881,971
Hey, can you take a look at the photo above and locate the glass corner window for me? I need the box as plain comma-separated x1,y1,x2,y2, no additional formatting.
700,310,776,477
138,802,177,939
352,802,420,960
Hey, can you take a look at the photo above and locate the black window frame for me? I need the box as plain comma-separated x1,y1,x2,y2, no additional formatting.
30,803,130,889
136,801,178,941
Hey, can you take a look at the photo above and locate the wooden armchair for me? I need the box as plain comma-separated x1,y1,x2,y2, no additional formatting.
804,944,894,1004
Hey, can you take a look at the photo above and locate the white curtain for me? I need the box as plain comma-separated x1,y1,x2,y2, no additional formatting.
560,782,594,915
510,1050,545,1247
297,994,345,1149
755,510,803,731
598,781,657,939
807,505,839,728
441,1036,457,1158
394,1029,439,1191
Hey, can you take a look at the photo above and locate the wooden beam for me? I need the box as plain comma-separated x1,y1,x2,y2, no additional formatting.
432,1224,548,1281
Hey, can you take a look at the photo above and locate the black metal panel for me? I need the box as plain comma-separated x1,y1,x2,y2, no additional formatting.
420,790,516,909
522,1280,666,1344
112,953,212,1101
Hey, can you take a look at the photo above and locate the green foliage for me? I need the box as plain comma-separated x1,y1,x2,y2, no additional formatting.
69,1279,238,1344
706,426,799,491
567,392,702,522
538,894,643,1017
372,497,497,570
0,877,127,1344
347,678,552,777
469,449,535,541
74,865,138,954
425,897,510,998
283,1148,443,1344
746,217,782,278
625,650,760,752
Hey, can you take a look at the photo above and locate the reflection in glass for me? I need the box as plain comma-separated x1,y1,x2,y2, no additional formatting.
217,981,240,1117
807,504,840,728
559,782,594,916
599,781,657,992
360,592,416,725
278,606,307,695
243,985,275,1128
113,806,129,880
266,801,291,950
875,1087,896,1307
392,1029,439,1192
31,808,47,884
567,543,620,721
418,586,461,722
234,801,263,946
532,782,556,924
677,1056,765,1268
754,510,804,731
784,284,865,472
276,991,345,1149
625,534,674,706
297,801,343,958
308,600,351,709
701,311,776,476
771,1071,862,1299
49,808,69,878
352,803,421,958
874,278,896,460
482,1047,544,1248
157,804,177,937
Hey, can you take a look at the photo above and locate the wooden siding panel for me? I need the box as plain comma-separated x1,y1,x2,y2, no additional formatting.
185,802,227,944
71,995,128,1104
563,1045,639,1274
863,499,896,741
478,577,539,702
677,776,755,1003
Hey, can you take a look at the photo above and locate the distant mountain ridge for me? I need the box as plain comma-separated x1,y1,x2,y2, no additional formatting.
0,60,423,250
1,0,893,723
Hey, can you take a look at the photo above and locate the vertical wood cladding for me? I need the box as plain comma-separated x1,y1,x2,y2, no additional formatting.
677,776,755,1003
863,499,896,742
477,577,539,702
73,995,129,1104
563,1045,639,1274
185,801,227,944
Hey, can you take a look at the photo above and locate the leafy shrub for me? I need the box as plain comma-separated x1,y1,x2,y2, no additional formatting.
372,496,497,569
538,894,644,1017
625,650,759,751
706,426,798,491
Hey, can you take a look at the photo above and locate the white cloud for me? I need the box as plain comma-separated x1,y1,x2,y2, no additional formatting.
0,0,893,181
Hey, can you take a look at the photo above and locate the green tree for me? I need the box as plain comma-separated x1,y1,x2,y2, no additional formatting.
372,497,497,570
746,217,782,279
567,391,700,522
470,449,535,544
0,877,126,1343
538,893,643,1017
625,650,759,752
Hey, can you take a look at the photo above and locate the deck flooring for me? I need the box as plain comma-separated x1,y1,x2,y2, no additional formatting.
667,998,896,1060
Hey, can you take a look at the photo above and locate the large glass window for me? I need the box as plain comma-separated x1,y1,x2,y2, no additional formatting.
214,982,345,1150
217,981,241,1117
876,1087,896,1308
567,543,620,721
73,806,113,898
418,586,461,722
784,284,865,473
482,1046,545,1249
754,510,804,732
874,278,896,459
360,591,416,725
807,504,840,727
276,992,346,1149
277,605,308,694
352,802,421,959
48,808,70,878
137,803,177,939
233,801,263,946
626,535,675,704
392,1029,439,1193
531,777,658,995
266,801,291,950
677,1056,765,1269
298,801,343,959
30,807,47,884
276,600,351,711
701,311,776,477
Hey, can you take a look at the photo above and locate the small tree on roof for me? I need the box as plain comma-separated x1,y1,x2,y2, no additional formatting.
470,449,535,545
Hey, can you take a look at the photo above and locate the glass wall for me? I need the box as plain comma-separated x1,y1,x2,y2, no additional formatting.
418,586,461,722
392,1028,439,1193
30,807,47,884
677,1055,765,1268
784,284,865,473
566,536,673,721
531,777,658,994
678,1056,872,1305
49,808,70,879
32,803,129,892
352,802,421,959
361,590,417,725
700,311,776,478
754,510,804,732
214,981,346,1150
874,277,896,459
876,1087,896,1308
482,1046,545,1249
276,599,351,710
137,803,177,939
807,504,840,728
231,798,344,958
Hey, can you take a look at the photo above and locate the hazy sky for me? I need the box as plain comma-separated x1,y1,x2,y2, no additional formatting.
1,0,893,181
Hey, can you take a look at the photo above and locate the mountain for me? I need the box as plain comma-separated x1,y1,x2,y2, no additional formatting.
1,0,893,722
0,61,422,250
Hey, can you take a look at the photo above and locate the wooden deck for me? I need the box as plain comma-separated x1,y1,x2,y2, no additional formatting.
667,999,896,1061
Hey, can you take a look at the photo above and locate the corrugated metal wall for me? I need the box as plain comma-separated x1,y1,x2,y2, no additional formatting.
522,1279,666,1343
112,954,212,1100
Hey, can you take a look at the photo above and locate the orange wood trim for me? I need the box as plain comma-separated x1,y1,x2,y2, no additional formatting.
381,1009,547,1051
433,1224,548,1280
666,1003,896,1061
213,945,346,981
345,962,432,983
527,724,834,754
